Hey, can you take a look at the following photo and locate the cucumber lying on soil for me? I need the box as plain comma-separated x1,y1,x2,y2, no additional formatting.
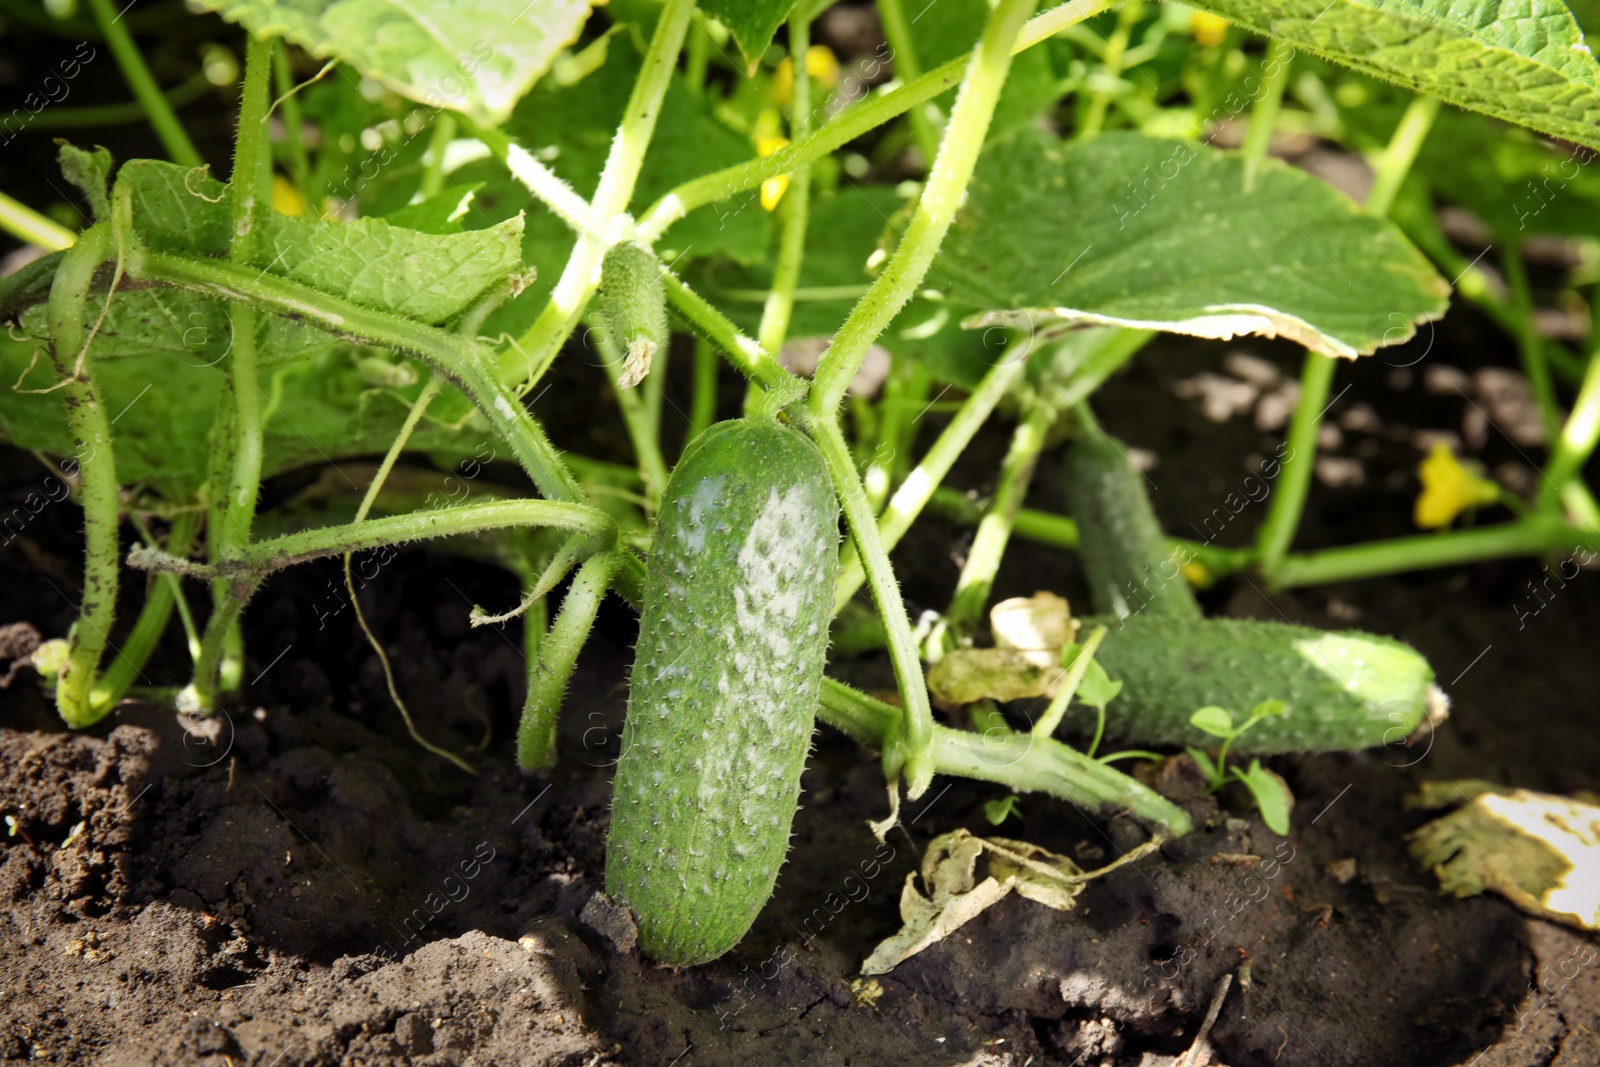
1084,614,1443,754
1063,423,1201,621
606,418,840,965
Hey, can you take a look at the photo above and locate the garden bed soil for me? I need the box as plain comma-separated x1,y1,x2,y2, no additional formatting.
2,329,1598,1067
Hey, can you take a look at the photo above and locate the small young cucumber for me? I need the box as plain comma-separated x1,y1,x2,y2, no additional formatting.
606,417,840,965
1063,425,1201,622
599,240,668,389
1084,614,1441,754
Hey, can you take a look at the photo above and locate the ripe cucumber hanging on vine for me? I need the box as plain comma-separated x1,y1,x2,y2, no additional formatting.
606,417,840,966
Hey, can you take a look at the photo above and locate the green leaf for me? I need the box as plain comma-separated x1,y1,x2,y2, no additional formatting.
984,795,1021,825
59,144,113,224
1191,0,1600,151
699,0,797,67
1189,705,1236,738
1250,698,1289,720
1186,746,1219,785
1232,760,1293,836
192,0,591,126
940,130,1450,358
1076,659,1124,711
118,161,525,324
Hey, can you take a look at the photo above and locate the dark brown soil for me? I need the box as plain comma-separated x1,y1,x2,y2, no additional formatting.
4,319,1599,1067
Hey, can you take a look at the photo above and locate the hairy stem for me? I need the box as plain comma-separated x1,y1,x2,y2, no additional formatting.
503,0,695,389
817,678,1191,833
520,551,617,771
46,225,119,727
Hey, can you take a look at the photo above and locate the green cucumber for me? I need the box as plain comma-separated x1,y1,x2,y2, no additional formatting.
599,240,667,389
1085,614,1442,754
1063,424,1201,621
606,417,840,965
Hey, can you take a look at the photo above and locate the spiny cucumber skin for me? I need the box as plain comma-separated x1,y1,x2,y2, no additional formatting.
606,419,839,966
599,241,667,369
1086,615,1435,754
1064,430,1201,622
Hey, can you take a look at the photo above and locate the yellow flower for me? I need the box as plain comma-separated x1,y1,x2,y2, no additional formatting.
757,134,791,211
1180,560,1212,589
271,174,306,216
1190,11,1228,47
1414,442,1500,529
773,45,841,106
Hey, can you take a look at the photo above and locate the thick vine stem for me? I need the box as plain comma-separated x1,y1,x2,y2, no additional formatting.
44,225,120,727
635,0,1113,243
659,268,808,411
809,0,1039,803
520,551,617,771
817,678,1192,834
502,0,695,389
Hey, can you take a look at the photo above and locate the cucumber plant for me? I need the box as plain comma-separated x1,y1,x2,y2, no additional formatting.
3,0,1600,965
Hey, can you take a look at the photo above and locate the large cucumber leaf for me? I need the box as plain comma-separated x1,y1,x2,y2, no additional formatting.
937,131,1450,358
122,161,524,325
1192,0,1600,151
192,0,591,126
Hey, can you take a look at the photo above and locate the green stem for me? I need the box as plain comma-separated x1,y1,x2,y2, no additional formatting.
186,591,249,713
659,268,809,408
1032,623,1106,739
812,0,1036,798
0,190,76,250
1364,94,1440,217
503,0,694,388
593,323,669,507
34,69,214,130
688,334,718,445
1077,0,1138,140
835,340,1034,609
419,112,456,200
816,677,1190,833
205,499,612,575
86,0,203,168
1548,349,1600,490
946,401,1055,634
749,8,816,413
1271,518,1600,587
875,0,941,163
1239,37,1293,179
472,123,608,239
1254,347,1335,576
633,0,1112,243
1502,246,1564,460
95,509,199,709
520,552,616,771
924,486,1250,576
812,419,937,798
1255,91,1439,581
128,249,586,504
46,225,119,727
272,43,309,197
811,0,1036,416
216,32,273,563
